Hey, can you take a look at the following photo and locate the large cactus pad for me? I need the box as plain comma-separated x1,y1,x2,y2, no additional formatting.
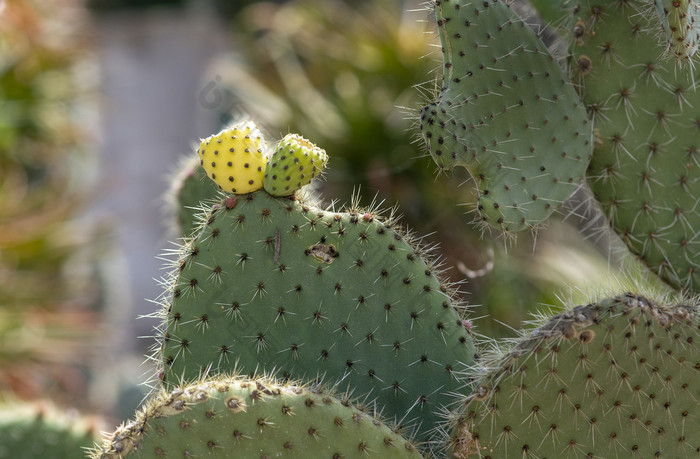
419,0,592,232
448,294,700,458
159,190,476,443
571,0,700,292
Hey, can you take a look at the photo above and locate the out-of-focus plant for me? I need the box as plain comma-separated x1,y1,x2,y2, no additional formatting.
0,0,100,407
232,0,447,217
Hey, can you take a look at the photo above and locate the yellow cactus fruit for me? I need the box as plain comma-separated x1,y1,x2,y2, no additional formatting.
197,121,268,194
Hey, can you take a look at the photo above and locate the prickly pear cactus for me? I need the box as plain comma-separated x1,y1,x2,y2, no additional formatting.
571,0,700,292
158,186,476,444
197,120,268,194
448,294,700,458
263,133,328,197
419,0,592,232
92,375,422,459
0,402,98,459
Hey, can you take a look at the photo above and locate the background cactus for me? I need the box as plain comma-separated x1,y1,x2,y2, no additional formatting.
168,155,220,239
570,0,700,293
0,402,99,459
419,0,593,232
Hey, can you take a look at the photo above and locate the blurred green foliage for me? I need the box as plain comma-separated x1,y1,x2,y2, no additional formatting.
0,0,99,406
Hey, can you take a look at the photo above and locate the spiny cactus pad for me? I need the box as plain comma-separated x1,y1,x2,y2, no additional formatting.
159,191,476,443
92,375,422,459
263,133,328,197
653,0,700,62
448,294,700,458
0,402,98,459
197,121,268,194
419,0,592,232
571,0,700,292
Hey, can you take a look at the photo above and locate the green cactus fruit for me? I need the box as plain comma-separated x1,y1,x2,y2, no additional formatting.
419,0,592,232
197,120,268,194
91,375,422,459
0,402,99,459
653,0,700,62
571,0,700,292
170,155,221,238
447,293,700,458
263,133,328,197
158,190,476,445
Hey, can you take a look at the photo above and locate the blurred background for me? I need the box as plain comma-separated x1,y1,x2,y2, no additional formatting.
0,0,663,429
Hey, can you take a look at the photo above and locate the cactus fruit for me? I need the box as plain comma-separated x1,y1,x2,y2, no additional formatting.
92,375,422,459
158,188,476,444
447,293,700,458
263,133,328,197
653,0,700,62
571,0,700,292
0,402,99,459
419,0,592,232
197,120,268,194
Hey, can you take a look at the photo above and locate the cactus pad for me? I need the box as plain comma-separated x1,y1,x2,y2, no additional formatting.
571,0,700,292
92,375,422,459
419,0,592,232
264,133,328,197
653,0,700,62
159,190,476,443
448,294,700,458
197,121,268,194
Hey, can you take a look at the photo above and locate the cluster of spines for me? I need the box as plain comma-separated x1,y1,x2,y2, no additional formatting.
651,0,700,63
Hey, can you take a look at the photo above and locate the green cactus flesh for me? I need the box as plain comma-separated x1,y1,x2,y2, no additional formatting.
419,0,592,232
263,133,328,197
92,375,422,459
448,294,700,458
0,403,97,459
171,155,221,238
159,190,476,443
571,0,700,292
